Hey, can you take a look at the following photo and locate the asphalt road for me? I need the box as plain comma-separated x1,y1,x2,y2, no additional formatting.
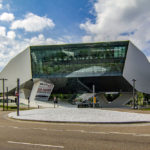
1,110,150,150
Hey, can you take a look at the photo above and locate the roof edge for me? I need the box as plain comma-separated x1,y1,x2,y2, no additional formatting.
30,40,130,48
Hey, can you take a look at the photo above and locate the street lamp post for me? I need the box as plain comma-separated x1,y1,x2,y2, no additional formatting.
132,79,136,109
0,78,7,111
17,78,20,116
28,97,30,110
6,87,8,111
93,85,95,108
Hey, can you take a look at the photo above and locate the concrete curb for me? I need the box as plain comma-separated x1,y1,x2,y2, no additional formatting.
8,115,150,124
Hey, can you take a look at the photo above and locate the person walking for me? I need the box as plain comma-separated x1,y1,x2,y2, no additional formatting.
54,96,57,108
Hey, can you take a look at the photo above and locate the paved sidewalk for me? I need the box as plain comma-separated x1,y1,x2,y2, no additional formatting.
8,108,150,123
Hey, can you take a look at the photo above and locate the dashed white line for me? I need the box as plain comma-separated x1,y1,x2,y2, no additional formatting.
87,131,109,134
8,141,64,149
109,132,135,135
6,126,150,137
33,127,48,131
133,134,150,137
11,126,19,129
66,129,85,133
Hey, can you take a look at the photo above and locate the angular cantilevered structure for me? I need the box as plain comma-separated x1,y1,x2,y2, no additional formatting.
0,41,150,107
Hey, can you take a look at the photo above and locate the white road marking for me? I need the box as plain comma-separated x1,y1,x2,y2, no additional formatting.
133,134,150,137
66,129,85,133
6,126,150,137
109,132,136,135
51,129,65,132
8,141,64,149
12,126,19,129
33,127,48,131
109,132,150,137
8,126,27,130
87,131,109,134
33,128,64,132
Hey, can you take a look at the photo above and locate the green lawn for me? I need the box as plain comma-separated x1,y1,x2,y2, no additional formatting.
0,104,32,111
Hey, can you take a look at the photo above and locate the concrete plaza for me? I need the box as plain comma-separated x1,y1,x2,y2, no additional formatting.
8,107,150,123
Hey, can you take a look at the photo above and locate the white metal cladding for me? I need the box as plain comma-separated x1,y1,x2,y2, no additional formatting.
123,41,150,94
0,47,32,92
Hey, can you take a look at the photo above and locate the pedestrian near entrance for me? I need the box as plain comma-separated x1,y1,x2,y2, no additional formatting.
28,97,30,109
54,96,57,108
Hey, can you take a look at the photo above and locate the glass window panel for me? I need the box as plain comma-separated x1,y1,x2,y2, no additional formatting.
30,41,128,78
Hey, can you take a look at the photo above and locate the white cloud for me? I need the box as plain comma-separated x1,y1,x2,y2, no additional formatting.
80,0,150,50
25,34,64,45
0,12,14,21
6,4,10,11
0,34,66,71
7,31,16,39
81,35,92,43
11,13,55,32
0,26,6,36
0,0,2,9
0,3,2,9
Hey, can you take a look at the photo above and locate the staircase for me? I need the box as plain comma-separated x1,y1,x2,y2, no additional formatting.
106,93,132,108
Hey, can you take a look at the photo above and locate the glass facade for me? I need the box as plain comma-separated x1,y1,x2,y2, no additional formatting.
30,41,129,78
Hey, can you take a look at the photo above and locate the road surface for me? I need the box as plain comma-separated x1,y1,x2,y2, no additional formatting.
1,110,150,150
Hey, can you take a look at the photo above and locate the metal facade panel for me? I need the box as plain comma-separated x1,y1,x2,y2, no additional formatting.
0,48,32,92
123,42,150,94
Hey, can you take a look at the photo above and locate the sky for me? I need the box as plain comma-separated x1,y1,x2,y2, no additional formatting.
0,0,150,71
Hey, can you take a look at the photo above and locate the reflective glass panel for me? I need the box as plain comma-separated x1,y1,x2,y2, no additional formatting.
30,41,129,78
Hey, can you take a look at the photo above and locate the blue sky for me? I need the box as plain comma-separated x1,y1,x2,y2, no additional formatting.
0,0,150,71
1,0,94,42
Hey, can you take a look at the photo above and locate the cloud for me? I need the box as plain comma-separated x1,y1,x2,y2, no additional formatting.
0,34,65,71
0,12,14,21
6,4,10,11
7,31,16,39
0,27,16,39
25,34,64,45
0,3,2,9
80,0,150,51
11,13,55,32
0,0,2,9
0,26,6,36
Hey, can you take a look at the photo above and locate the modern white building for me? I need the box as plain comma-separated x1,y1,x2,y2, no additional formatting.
0,41,150,107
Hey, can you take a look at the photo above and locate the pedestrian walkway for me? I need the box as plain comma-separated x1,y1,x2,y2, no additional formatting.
8,108,150,123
